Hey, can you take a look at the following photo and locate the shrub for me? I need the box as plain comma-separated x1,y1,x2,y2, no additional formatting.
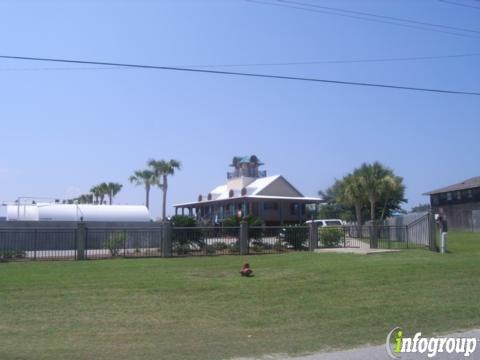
15,250,26,259
222,214,263,227
222,215,263,240
251,241,266,253
320,227,344,247
171,216,204,253
104,232,125,257
172,228,204,252
173,243,191,255
170,215,197,227
0,250,25,261
211,242,228,251
206,242,229,255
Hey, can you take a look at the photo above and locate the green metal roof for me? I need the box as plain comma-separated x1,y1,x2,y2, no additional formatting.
230,155,264,166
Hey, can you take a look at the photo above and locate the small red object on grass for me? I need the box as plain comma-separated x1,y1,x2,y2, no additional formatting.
240,261,253,277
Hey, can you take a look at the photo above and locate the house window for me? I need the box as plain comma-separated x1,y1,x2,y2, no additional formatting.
207,193,212,201
468,189,473,199
241,187,247,196
456,191,461,201
447,192,452,201
431,195,439,206
229,190,234,198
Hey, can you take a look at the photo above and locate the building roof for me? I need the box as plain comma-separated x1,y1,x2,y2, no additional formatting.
230,155,264,166
423,176,480,195
174,175,323,207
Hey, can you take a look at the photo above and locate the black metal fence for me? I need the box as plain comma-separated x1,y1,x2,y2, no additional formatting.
85,228,163,260
340,224,430,249
0,228,77,261
0,218,437,262
249,226,310,254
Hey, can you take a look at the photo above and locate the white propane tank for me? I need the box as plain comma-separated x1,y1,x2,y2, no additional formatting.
6,204,150,222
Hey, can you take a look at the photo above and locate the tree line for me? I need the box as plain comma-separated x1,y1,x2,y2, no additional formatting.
67,182,123,205
318,162,406,224
65,158,181,221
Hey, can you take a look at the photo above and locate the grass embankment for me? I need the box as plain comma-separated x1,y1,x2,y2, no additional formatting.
0,232,479,360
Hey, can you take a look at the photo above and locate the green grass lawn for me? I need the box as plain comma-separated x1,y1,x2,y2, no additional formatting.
1,232,479,360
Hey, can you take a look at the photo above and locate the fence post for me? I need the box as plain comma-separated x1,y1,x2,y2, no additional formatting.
239,219,249,255
76,222,86,260
162,221,172,257
405,225,409,249
428,212,437,251
33,229,38,260
123,229,127,257
309,222,318,251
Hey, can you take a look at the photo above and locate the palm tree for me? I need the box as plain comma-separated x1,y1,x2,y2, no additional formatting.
98,182,109,205
337,173,366,226
90,186,102,204
106,182,123,205
378,175,405,221
356,162,394,222
129,170,157,209
148,159,181,221
77,194,93,204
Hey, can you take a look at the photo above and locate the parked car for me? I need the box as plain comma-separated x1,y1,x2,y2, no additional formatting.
305,219,344,227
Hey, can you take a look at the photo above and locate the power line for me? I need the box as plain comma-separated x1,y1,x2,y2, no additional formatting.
187,52,480,67
246,0,480,39
277,0,480,34
1,52,480,71
0,66,120,72
0,54,479,96
438,0,480,10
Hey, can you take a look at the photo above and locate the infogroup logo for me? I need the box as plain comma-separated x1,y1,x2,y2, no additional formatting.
385,327,478,359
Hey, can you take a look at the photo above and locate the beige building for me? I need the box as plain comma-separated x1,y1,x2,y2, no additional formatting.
174,155,323,225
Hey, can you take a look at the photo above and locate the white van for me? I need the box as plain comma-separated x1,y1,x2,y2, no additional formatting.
305,219,344,227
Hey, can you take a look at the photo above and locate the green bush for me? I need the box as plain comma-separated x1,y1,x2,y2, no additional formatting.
222,214,263,227
171,216,204,253
170,215,197,227
320,227,344,247
251,241,266,253
0,250,26,261
206,242,229,255
104,233,125,257
211,242,228,251
173,243,192,255
172,228,204,253
222,215,263,240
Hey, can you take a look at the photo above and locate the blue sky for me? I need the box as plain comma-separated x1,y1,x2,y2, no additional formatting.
0,0,479,218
